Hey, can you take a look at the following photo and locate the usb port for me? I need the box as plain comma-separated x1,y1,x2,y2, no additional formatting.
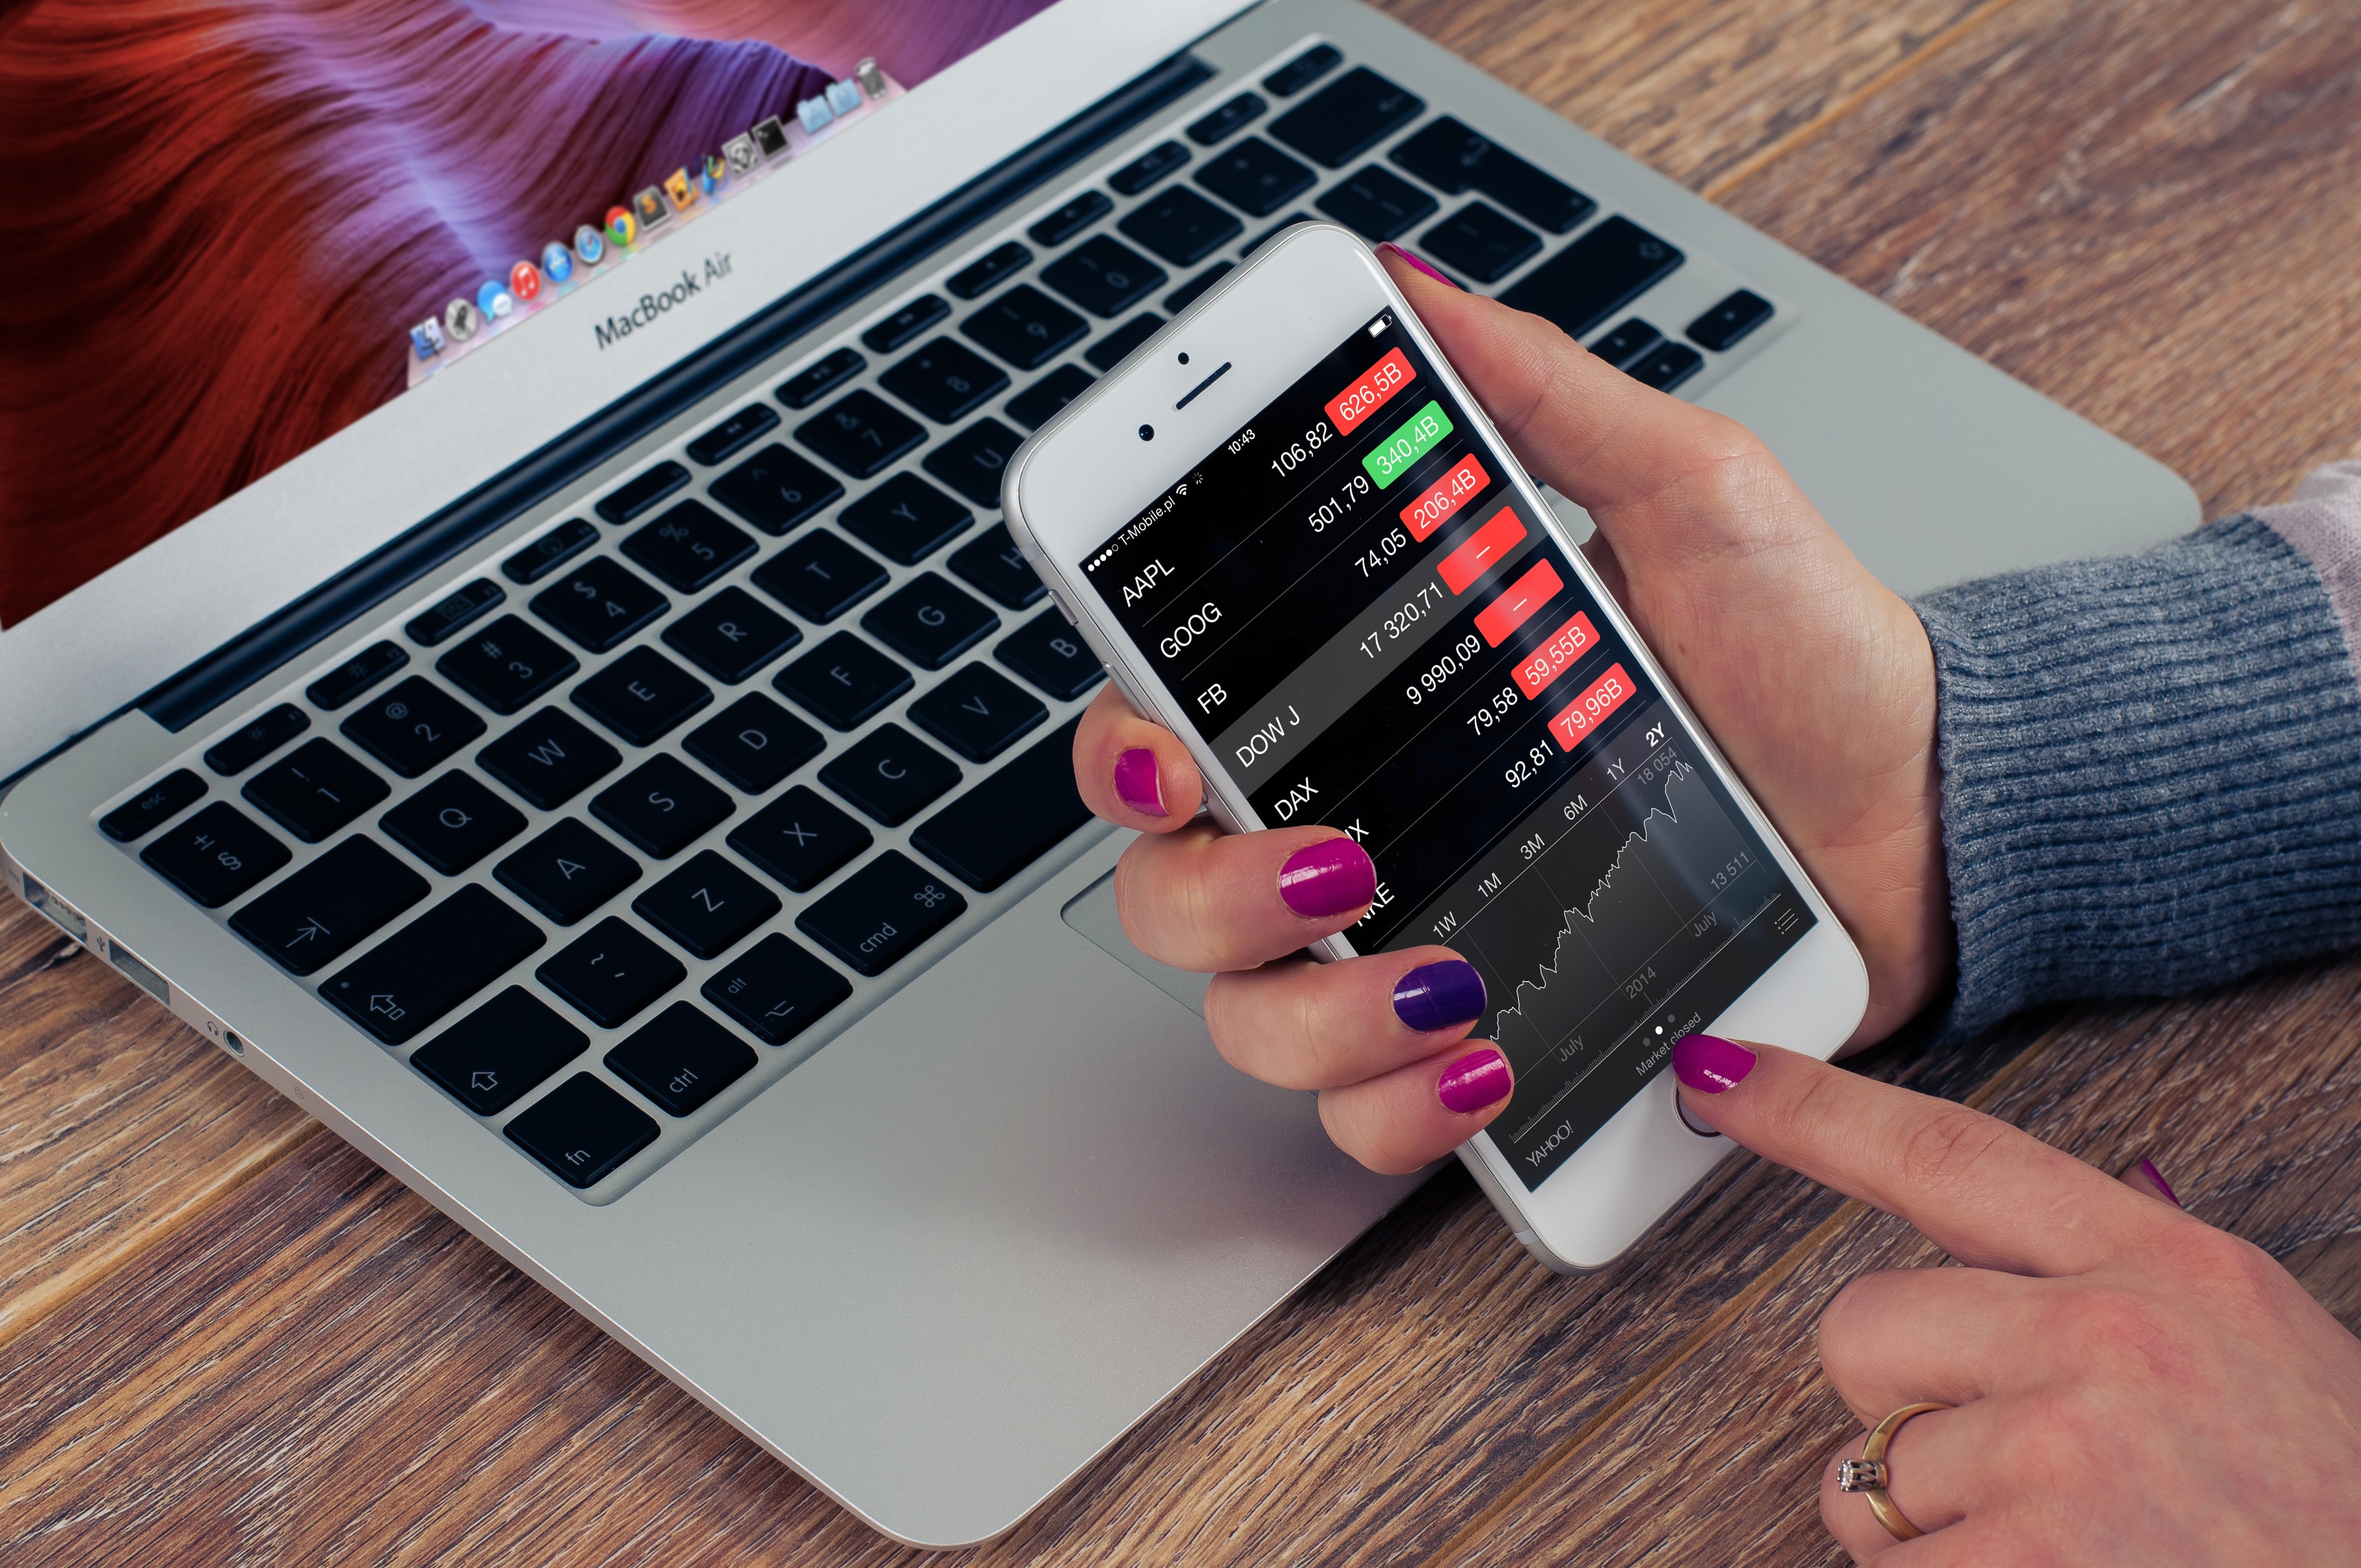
21,874,89,943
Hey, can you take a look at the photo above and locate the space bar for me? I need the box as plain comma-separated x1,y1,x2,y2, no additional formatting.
911,716,1091,891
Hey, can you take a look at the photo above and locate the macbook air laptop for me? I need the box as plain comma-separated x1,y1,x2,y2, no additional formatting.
0,0,2197,1546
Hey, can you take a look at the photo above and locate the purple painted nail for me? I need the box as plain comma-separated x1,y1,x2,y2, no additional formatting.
1377,242,1461,290
1277,837,1377,919
1673,1034,1757,1095
2139,1158,2184,1209
1113,747,1165,817
1394,960,1487,1033
1438,1048,1512,1114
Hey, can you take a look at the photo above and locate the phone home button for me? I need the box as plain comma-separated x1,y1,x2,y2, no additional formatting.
1673,1083,1725,1139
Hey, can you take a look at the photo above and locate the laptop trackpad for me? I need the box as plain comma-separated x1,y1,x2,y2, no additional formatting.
1060,870,1209,1016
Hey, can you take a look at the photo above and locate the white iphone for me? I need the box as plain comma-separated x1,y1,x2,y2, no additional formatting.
1001,224,1866,1272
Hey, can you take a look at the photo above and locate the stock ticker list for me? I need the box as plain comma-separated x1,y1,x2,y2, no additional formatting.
1082,314,1813,1186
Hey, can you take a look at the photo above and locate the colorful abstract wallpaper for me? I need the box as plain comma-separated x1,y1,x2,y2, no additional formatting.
0,0,1058,628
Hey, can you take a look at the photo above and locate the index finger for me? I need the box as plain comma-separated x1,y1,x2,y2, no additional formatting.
1672,1035,2172,1276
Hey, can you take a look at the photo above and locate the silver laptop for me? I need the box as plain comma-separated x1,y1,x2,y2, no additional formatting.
0,0,2196,1545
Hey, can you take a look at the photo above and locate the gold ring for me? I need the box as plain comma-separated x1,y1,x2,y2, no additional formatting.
1836,1402,1951,1541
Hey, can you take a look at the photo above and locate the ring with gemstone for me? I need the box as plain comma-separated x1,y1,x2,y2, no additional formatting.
1837,1402,1951,1541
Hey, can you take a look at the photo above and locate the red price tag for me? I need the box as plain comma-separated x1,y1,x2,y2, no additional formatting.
1399,454,1490,541
1473,558,1562,647
1548,663,1635,750
1325,347,1417,434
1511,611,1600,698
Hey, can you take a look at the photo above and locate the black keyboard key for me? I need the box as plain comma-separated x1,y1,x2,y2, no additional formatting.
606,1003,756,1116
1109,140,1188,195
1003,365,1095,432
911,715,1091,891
662,585,801,684
1629,341,1706,393
571,645,713,746
819,724,961,826
1316,164,1439,241
1271,66,1423,168
1389,117,1595,235
436,615,580,715
596,460,689,525
1118,187,1243,268
1420,202,1542,284
1241,213,1314,258
774,631,912,730
750,529,887,623
686,402,780,466
340,677,486,778
1591,318,1664,369
405,578,504,646
858,573,1000,670
229,835,427,974
709,444,844,536
141,802,289,908
948,522,1047,609
946,241,1032,300
777,346,864,409
1041,235,1168,319
996,609,1107,701
1499,215,1687,340
1195,137,1316,217
506,1074,659,1188
204,703,308,776
591,754,733,859
633,850,780,959
683,694,824,793
379,770,525,875
796,851,966,977
796,389,926,479
1164,263,1233,314
501,519,597,585
538,917,685,1028
242,738,389,842
307,640,409,708
1188,91,1265,145
477,707,621,809
530,557,670,653
728,786,872,893
495,818,640,924
324,884,544,1046
703,934,851,1046
861,294,950,354
411,987,586,1116
1085,314,1163,373
1263,42,1341,97
1029,190,1113,248
841,471,972,564
1689,288,1775,352
907,663,1048,761
878,337,1010,424
920,417,1024,509
962,284,1089,371
622,499,756,594
101,769,205,842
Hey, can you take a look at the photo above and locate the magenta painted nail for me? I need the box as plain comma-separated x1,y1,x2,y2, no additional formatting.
1377,242,1461,290
1438,1048,1511,1114
1113,747,1165,816
1277,837,1377,918
1673,1033,1757,1094
2139,1158,2184,1208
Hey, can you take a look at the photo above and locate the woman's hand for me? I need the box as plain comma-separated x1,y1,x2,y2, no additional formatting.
1673,1033,2361,1561
1072,250,1952,1172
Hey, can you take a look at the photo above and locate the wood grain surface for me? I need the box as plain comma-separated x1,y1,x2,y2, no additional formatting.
6,0,2360,1560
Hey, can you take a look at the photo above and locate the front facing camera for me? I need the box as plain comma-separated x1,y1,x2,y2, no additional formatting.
1138,424,1155,441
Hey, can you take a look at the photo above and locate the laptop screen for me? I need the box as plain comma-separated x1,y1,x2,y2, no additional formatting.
0,0,1062,635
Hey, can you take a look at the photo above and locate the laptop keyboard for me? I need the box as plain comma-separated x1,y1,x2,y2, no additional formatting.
95,37,1783,1200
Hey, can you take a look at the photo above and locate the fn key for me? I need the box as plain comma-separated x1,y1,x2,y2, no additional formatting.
505,1073,659,1189
796,850,967,976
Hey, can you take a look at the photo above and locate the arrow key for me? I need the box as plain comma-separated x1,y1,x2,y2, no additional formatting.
410,986,588,1115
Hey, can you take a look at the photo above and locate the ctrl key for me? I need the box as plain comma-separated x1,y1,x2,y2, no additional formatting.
323,884,546,1045
505,1074,659,1189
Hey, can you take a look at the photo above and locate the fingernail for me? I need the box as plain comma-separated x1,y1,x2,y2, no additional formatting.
1377,242,1460,290
1277,837,1377,919
1394,960,1487,1033
1673,1033,1757,1094
2139,1157,2184,1208
1113,747,1165,817
1438,1048,1511,1114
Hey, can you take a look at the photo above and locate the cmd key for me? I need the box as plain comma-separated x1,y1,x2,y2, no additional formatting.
795,850,967,977
323,884,546,1046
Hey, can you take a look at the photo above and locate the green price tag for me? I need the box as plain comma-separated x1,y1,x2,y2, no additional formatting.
1362,400,1455,489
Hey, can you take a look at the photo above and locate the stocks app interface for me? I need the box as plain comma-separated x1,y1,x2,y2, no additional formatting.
1082,313,1816,1189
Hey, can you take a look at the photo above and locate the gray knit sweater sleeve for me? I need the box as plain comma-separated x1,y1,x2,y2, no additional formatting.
1913,462,2361,1036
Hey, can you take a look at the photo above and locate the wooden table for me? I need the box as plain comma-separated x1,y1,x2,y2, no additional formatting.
8,0,2361,1559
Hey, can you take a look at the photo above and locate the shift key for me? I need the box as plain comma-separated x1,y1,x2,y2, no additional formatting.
324,884,546,1045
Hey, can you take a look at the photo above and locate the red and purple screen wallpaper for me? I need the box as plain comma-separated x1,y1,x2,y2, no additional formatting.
0,0,1059,629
